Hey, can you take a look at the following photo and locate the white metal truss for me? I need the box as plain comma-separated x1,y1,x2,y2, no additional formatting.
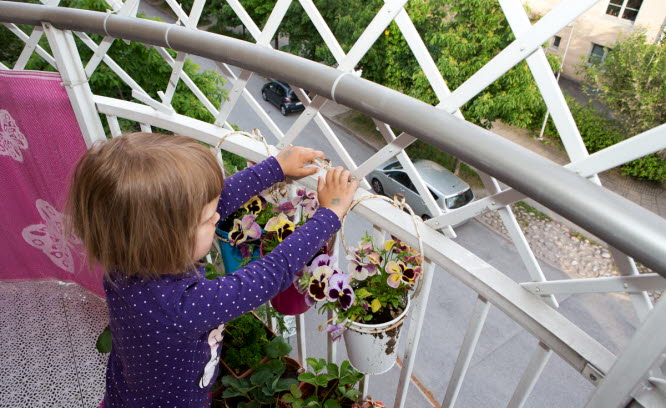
2,0,665,406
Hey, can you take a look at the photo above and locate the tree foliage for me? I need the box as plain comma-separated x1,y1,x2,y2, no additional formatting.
580,32,665,134
277,0,557,129
1,0,227,128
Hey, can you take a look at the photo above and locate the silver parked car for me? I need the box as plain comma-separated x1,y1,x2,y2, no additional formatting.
368,159,475,220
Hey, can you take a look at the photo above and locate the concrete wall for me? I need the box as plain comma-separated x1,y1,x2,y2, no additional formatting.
523,0,665,81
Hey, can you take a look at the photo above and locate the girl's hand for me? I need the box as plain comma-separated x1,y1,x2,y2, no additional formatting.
318,167,360,220
276,146,326,179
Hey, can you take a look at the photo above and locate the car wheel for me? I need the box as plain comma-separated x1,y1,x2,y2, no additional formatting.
280,105,288,116
371,178,384,195
262,91,268,101
421,214,431,221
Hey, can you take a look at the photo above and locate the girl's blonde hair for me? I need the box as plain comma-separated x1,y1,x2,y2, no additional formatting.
67,132,224,277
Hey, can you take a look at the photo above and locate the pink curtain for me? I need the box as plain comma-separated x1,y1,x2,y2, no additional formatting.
0,70,104,297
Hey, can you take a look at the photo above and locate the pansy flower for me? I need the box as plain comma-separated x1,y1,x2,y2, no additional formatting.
293,187,319,218
327,273,355,310
366,251,383,266
260,182,288,204
308,265,334,302
228,214,261,246
242,196,263,215
325,322,347,342
347,251,376,280
273,201,296,217
385,260,420,288
265,213,295,241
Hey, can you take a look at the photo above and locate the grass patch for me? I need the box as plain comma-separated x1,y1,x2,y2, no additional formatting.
335,111,384,145
570,231,600,246
513,201,551,222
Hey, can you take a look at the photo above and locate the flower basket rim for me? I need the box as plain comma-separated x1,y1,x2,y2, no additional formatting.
340,194,426,299
346,296,410,332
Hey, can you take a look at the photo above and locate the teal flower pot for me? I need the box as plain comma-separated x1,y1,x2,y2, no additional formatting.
216,229,261,274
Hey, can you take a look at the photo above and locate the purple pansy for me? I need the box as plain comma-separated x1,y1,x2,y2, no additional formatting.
228,214,262,246
326,273,355,310
325,322,347,342
308,265,334,302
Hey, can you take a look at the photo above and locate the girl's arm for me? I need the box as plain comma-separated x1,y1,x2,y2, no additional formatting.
217,157,284,219
175,207,340,336
217,147,325,219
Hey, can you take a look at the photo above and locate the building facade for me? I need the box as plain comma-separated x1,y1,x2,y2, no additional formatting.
523,0,666,81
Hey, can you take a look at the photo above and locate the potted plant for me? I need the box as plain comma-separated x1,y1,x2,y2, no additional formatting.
213,336,302,408
215,183,293,273
351,399,386,408
306,230,422,375
281,358,364,408
219,312,280,379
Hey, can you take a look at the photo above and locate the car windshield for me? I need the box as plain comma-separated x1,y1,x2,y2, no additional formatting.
383,161,402,171
445,188,474,209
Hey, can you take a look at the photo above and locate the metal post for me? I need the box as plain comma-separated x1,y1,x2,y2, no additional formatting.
394,261,437,408
507,342,552,408
42,24,106,147
442,296,491,408
585,298,666,408
538,23,574,140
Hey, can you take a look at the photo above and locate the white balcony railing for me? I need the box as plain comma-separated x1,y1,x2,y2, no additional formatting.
1,0,665,407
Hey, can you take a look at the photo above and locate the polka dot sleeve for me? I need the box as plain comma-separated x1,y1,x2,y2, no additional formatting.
175,207,341,336
217,156,285,219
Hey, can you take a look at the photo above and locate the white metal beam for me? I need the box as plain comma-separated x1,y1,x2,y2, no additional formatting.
43,24,105,147
586,298,666,408
442,296,491,408
521,274,666,296
394,262,437,408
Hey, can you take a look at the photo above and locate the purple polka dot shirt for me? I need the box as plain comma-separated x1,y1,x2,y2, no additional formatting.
102,157,340,407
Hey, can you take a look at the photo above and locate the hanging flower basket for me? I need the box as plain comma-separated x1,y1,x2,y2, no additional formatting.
314,194,425,375
343,297,410,374
270,237,334,316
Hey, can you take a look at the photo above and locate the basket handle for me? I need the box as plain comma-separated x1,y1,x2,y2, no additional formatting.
339,194,426,299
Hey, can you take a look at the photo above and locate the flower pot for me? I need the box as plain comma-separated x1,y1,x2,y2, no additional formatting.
343,298,410,375
216,229,261,274
219,312,276,379
271,282,311,316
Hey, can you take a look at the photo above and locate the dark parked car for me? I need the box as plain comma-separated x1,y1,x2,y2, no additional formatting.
261,80,305,115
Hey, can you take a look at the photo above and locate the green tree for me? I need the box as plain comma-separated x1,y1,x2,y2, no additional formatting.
1,0,228,127
580,31,665,134
411,0,559,129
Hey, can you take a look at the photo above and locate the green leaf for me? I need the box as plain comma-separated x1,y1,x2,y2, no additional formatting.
306,357,326,373
356,288,372,299
264,336,292,359
326,363,339,377
298,372,316,384
249,369,274,386
370,298,382,312
282,394,295,403
324,400,341,408
314,373,335,387
290,383,303,399
96,325,112,354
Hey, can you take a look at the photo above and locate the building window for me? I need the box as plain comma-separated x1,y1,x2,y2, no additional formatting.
550,35,561,51
588,43,611,65
606,0,643,22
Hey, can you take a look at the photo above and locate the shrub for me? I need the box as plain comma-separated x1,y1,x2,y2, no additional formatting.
545,99,666,183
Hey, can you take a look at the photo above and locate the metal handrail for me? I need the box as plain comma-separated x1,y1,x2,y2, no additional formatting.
1,2,665,276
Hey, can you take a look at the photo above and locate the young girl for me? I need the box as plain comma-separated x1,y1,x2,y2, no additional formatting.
66,132,360,407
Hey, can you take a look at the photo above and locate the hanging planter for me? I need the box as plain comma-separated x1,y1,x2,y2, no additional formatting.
270,237,334,316
314,194,425,375
343,297,410,375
